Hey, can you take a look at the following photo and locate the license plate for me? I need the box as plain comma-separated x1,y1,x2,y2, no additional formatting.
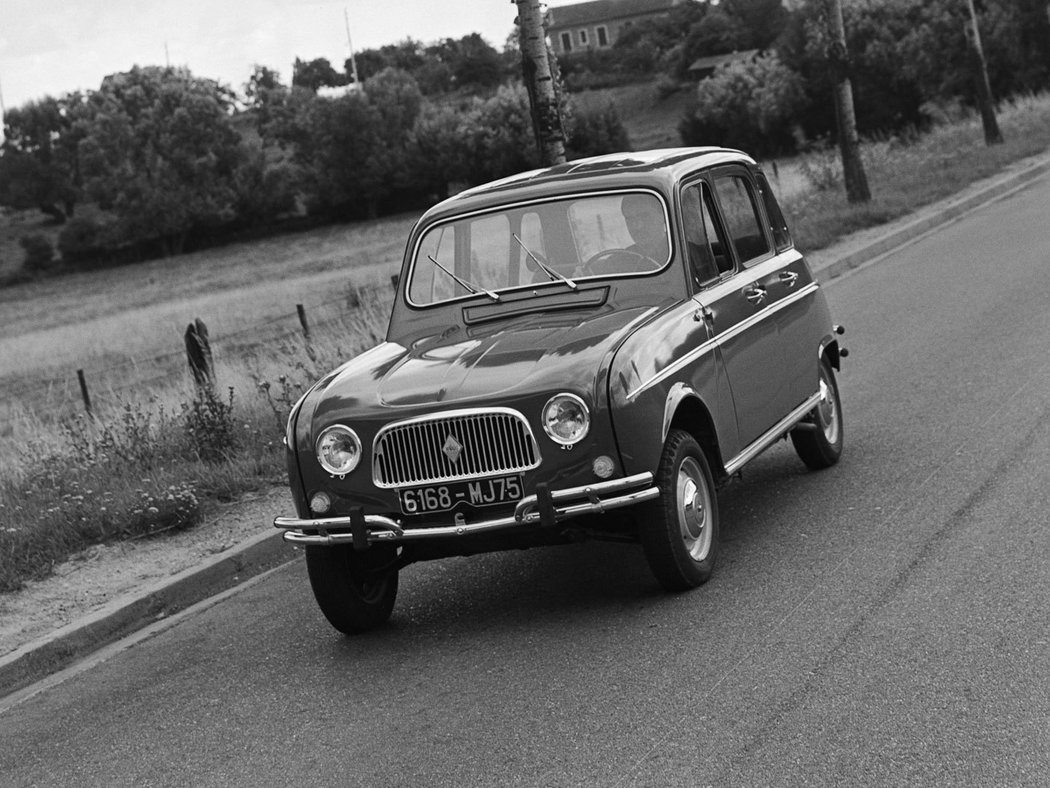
399,475,523,515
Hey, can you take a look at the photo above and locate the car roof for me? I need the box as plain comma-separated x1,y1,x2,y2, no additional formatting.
419,147,757,224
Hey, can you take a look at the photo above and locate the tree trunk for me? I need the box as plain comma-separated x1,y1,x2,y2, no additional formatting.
964,0,1003,145
515,0,566,166
824,0,871,204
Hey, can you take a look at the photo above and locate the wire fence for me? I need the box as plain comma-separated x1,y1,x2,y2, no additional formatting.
0,277,398,427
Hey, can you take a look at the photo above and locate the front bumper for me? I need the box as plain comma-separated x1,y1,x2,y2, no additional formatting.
274,472,659,548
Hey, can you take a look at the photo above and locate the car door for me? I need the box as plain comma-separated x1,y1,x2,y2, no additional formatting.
686,168,790,449
753,170,823,410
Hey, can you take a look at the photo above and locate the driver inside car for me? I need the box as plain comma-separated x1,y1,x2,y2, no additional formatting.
621,193,670,264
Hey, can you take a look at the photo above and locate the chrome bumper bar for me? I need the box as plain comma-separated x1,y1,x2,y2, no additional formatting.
274,472,659,547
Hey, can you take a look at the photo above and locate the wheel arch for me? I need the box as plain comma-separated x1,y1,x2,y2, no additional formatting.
662,383,727,481
820,336,843,371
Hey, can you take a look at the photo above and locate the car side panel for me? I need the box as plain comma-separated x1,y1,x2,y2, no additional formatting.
608,299,738,476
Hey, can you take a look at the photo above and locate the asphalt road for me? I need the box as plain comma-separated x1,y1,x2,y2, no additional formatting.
3,174,1050,787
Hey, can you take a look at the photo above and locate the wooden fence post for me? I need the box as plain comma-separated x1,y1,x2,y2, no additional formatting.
184,318,214,387
296,303,311,339
390,273,400,290
76,369,93,415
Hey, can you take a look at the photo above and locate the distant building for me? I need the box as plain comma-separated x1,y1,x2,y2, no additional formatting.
687,49,762,80
547,0,683,56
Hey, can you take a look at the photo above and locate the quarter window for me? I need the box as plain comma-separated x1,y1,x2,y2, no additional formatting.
756,173,792,253
713,174,771,266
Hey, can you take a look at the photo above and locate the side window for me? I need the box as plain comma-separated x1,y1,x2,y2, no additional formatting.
713,174,771,266
756,173,792,253
681,181,732,287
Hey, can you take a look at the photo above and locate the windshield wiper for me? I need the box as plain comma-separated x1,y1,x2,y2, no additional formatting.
513,234,577,290
427,255,500,302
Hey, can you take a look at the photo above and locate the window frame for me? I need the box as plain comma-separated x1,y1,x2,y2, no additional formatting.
706,166,775,270
678,174,737,293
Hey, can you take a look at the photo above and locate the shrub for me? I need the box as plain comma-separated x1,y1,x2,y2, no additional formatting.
182,385,236,462
567,101,632,159
56,216,105,264
680,53,805,158
19,234,56,273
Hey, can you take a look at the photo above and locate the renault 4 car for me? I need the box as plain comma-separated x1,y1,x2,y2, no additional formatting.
276,147,847,634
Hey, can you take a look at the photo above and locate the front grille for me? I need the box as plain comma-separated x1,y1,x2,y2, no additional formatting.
373,408,541,488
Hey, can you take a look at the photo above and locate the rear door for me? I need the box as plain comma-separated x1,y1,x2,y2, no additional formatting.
682,170,785,449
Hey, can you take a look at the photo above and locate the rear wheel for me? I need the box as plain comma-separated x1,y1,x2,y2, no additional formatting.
640,429,720,591
305,544,399,634
791,357,844,470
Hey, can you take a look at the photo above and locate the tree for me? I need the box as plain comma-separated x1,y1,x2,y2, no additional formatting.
243,65,283,107
516,0,566,166
823,0,871,203
292,58,346,92
0,95,85,221
680,53,804,157
77,66,245,255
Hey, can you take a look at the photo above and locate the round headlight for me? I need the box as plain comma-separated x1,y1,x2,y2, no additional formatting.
315,425,362,476
542,393,590,446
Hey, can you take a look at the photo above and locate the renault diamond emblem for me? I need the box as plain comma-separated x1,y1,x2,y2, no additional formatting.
442,434,464,463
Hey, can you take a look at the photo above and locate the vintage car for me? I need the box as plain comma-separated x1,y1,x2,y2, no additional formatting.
276,147,846,634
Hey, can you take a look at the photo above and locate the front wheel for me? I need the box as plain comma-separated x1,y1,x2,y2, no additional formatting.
305,544,399,634
640,429,720,591
790,357,844,470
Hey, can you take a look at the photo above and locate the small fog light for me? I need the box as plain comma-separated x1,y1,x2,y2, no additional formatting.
310,491,332,514
592,455,615,479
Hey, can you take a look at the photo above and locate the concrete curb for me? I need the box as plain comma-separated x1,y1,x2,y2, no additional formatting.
810,155,1050,281
0,529,298,698
2,152,1048,702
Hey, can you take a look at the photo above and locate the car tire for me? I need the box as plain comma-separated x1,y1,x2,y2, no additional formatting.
791,356,844,470
305,544,399,634
641,428,720,591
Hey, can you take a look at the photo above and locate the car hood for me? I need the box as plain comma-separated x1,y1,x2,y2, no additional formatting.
308,306,657,424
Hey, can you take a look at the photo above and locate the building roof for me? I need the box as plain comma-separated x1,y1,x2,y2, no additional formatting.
687,49,762,74
547,0,678,29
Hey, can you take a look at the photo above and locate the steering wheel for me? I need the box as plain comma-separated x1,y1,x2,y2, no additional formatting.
580,248,652,277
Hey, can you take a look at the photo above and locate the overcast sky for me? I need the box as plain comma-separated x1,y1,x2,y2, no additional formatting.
1,1,579,110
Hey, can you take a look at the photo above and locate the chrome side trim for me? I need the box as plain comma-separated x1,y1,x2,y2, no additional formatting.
724,392,821,475
627,282,819,401
274,473,658,546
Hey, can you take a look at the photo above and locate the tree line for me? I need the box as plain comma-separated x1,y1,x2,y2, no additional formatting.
2,0,1048,276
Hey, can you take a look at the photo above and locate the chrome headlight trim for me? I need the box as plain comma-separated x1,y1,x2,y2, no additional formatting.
542,393,590,446
315,424,363,476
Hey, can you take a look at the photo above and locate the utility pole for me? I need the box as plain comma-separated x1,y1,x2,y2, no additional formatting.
964,0,1003,145
823,0,870,204
344,7,361,88
515,0,566,166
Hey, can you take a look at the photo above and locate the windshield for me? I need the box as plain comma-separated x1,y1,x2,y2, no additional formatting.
407,191,671,307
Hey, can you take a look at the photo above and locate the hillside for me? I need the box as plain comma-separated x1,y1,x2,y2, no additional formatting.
571,80,696,150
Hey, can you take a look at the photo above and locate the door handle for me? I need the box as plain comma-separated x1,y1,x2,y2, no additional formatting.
693,306,715,324
778,270,799,287
744,285,767,305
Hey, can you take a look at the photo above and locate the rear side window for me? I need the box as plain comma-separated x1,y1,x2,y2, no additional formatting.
756,173,792,253
713,174,771,267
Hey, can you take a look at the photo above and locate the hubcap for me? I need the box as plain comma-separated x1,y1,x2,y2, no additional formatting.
818,369,840,445
676,457,712,561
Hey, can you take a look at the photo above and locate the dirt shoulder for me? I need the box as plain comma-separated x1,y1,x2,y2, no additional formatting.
0,486,294,659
